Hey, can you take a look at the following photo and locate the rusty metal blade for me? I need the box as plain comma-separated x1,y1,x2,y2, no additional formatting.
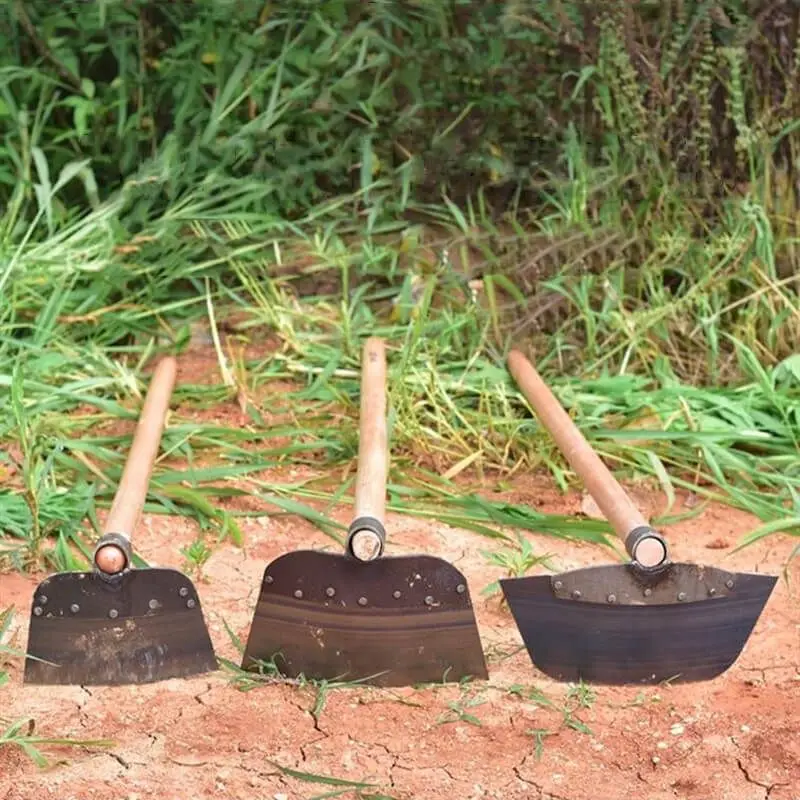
241,551,488,686
23,569,217,686
500,565,777,685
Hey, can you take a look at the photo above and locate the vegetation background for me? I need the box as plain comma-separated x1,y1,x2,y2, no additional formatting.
0,0,799,600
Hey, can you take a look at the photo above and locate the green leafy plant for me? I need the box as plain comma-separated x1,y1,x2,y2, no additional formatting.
482,534,558,598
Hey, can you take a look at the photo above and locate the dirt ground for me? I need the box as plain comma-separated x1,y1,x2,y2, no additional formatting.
1,475,798,800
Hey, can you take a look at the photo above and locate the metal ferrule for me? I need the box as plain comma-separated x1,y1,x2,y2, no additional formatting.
92,532,133,582
625,525,670,574
345,516,387,561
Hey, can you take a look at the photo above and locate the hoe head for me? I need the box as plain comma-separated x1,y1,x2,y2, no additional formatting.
23,567,217,686
241,550,489,687
500,561,777,685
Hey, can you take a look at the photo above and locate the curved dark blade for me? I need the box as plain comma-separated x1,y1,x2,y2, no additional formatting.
500,564,777,685
23,569,217,686
241,551,488,687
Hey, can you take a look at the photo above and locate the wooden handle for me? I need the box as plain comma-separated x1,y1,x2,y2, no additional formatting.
346,337,388,562
508,349,668,568
94,357,177,575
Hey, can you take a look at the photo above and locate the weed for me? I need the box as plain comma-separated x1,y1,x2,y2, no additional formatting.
481,534,558,598
436,685,486,727
179,537,214,579
268,760,398,800
0,717,114,769
561,680,596,737
527,728,556,761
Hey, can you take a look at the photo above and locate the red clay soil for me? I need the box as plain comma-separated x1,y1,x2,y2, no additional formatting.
1,478,798,800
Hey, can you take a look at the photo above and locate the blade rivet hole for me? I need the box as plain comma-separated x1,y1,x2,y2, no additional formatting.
325,587,336,598
39,595,48,605
725,580,734,589
186,599,196,609
70,604,80,614
677,592,687,602
265,575,274,584
294,590,303,599
553,580,563,590
643,588,653,597
109,609,119,619
607,594,616,604
392,590,402,599
456,584,466,594
424,595,435,606
179,587,189,597
33,607,43,616
571,590,581,600
708,587,717,597
148,599,159,610
358,597,368,606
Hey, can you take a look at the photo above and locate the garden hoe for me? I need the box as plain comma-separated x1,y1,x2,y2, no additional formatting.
500,349,777,685
241,337,488,687
23,356,217,686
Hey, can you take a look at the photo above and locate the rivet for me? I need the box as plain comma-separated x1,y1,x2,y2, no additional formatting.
607,594,616,604
70,604,80,614
571,590,582,600
677,592,687,602
358,597,368,606
186,599,196,609
424,595,435,606
265,575,274,584
644,588,653,597
293,589,303,599
148,599,159,610
708,587,717,597
456,584,466,594
392,590,402,599
325,587,336,597
109,609,119,619
725,580,734,590
33,607,43,616
553,580,563,590
179,587,189,597
39,595,48,605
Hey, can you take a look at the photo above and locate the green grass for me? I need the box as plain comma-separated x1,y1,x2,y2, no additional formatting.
0,9,797,582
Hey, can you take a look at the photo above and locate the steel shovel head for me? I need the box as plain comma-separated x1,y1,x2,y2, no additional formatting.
500,562,777,685
241,550,488,687
23,568,217,686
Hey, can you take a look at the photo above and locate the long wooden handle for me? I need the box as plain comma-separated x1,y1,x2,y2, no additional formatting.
93,357,177,575
508,349,668,568
346,337,388,562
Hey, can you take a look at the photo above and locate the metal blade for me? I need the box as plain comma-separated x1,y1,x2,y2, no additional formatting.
24,569,218,686
241,551,488,687
500,563,777,685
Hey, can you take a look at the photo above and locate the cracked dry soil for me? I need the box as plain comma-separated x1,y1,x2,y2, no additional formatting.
1,477,798,800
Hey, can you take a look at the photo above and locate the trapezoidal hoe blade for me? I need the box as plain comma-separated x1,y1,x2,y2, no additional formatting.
241,550,489,687
500,562,777,685
24,568,218,686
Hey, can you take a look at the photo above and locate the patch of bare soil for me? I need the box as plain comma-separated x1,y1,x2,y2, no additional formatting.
1,480,798,800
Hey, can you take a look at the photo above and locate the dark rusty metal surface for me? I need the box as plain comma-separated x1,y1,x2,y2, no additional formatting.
549,562,744,605
241,550,488,686
500,566,777,685
23,568,217,686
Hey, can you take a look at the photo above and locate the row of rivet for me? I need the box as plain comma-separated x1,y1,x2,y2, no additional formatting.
266,577,467,605
553,578,735,603
33,586,196,617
